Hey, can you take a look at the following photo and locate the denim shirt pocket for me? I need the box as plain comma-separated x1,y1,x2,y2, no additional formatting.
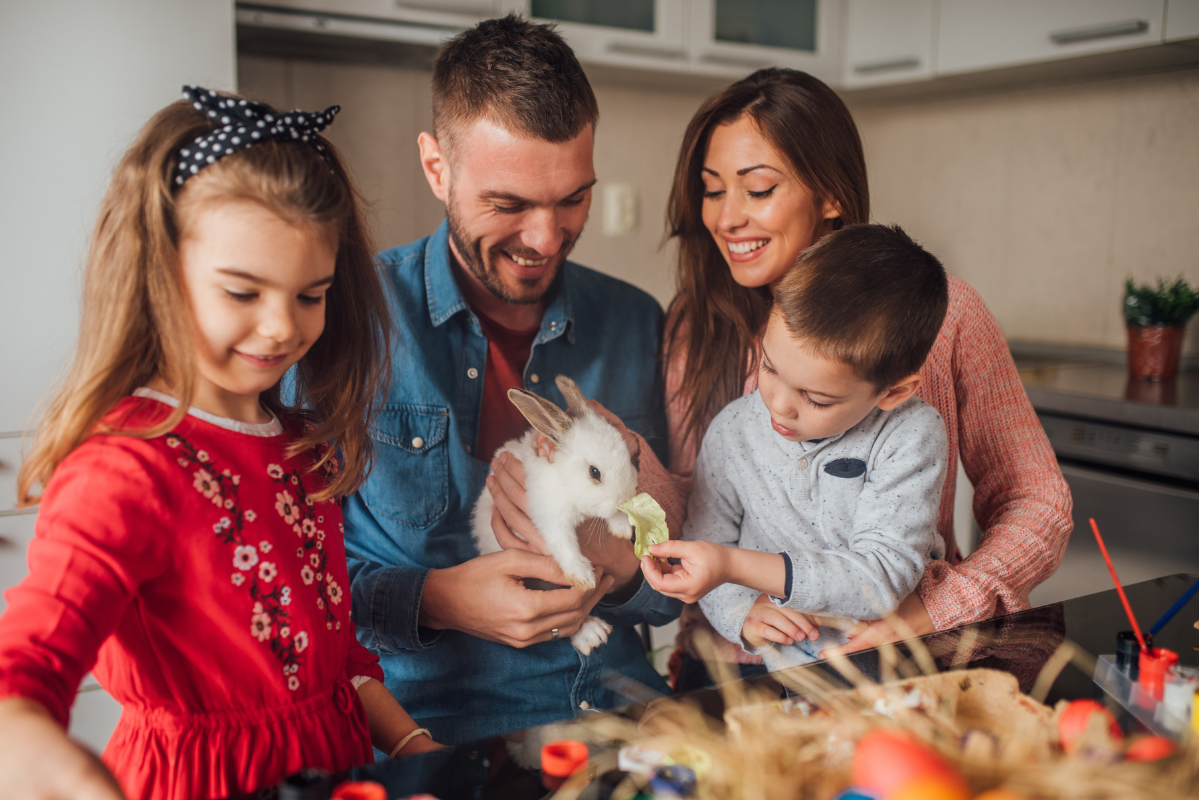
363,404,450,529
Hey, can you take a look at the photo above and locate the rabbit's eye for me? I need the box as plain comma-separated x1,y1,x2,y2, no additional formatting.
589,466,602,482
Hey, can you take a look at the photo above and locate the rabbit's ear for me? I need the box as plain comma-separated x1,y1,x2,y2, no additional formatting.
555,375,591,418
508,389,572,442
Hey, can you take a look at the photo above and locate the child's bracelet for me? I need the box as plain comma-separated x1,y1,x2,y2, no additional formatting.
390,727,431,759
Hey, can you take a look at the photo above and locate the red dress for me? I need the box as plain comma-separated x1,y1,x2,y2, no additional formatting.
0,395,384,799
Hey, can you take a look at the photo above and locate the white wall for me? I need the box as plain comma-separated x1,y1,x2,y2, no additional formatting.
0,0,236,755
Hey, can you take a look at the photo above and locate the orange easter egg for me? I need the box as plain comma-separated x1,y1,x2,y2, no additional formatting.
1057,699,1121,753
1124,735,1176,761
851,729,968,797
889,776,970,800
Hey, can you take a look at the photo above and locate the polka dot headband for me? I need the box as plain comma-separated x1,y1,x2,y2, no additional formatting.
173,86,340,189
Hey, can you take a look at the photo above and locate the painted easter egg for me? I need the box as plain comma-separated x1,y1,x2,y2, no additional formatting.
1057,699,1121,754
851,729,968,797
1124,735,1176,761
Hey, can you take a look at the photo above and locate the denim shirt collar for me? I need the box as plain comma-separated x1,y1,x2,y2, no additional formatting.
423,218,575,345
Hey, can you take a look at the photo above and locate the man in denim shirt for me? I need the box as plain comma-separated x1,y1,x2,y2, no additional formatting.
343,16,681,746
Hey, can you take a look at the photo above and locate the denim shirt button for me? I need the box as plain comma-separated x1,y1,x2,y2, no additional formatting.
411,437,424,449
464,443,472,453
530,373,540,384
579,700,591,710
550,321,557,330
467,367,479,379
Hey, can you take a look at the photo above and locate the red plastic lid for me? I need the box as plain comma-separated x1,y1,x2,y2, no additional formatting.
541,739,589,777
331,780,387,800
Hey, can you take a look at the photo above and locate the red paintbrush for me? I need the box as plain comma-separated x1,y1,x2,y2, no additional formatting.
1089,517,1148,654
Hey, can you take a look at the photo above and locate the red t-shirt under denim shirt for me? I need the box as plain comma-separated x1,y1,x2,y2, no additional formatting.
474,310,539,462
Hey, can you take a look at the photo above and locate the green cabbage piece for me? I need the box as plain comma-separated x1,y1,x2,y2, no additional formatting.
619,492,669,560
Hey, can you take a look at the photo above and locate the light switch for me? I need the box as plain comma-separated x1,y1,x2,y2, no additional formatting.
602,183,639,238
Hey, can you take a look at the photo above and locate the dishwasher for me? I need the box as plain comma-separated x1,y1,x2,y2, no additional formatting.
1011,350,1198,606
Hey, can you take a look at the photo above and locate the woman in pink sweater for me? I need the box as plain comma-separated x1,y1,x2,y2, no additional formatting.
632,68,1073,689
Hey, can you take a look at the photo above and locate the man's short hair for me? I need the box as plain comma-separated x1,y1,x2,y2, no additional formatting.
431,14,599,153
773,224,949,390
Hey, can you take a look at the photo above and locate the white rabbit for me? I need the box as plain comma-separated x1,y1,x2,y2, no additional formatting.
471,375,640,655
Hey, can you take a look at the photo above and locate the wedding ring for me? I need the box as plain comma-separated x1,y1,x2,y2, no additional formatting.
550,628,560,641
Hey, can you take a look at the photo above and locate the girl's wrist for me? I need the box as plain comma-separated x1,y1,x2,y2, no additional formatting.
389,727,432,759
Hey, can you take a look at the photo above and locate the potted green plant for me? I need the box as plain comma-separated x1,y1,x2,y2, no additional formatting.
1123,277,1199,380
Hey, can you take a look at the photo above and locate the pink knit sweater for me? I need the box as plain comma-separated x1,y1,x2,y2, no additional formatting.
635,277,1074,665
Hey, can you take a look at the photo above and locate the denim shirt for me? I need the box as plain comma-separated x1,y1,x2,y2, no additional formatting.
344,220,681,745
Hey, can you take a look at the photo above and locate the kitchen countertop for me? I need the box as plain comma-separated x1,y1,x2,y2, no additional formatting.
1011,344,1198,436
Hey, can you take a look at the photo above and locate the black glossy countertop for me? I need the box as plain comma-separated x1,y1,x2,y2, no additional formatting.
1011,347,1198,435
347,574,1199,799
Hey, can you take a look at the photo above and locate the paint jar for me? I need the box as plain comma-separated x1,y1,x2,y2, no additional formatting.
541,739,588,790
1116,631,1153,679
1137,647,1180,701
1160,665,1198,733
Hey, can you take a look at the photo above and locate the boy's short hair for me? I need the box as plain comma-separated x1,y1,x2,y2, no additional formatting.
431,14,599,155
773,224,949,390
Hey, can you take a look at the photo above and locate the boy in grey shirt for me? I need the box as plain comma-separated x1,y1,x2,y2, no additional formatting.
642,224,949,668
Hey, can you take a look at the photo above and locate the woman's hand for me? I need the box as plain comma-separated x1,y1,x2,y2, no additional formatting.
0,697,125,800
639,540,729,604
818,590,934,658
741,593,820,650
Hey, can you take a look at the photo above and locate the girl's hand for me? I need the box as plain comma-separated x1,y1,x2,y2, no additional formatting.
639,540,729,603
741,593,820,650
0,697,125,800
819,590,934,658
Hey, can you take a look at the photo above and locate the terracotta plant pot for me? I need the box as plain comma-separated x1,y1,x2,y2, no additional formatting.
1126,324,1185,380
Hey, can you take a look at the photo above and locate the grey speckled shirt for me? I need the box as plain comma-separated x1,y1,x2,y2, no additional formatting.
685,390,948,650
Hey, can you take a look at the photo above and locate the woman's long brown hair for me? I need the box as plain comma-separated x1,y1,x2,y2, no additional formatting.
666,68,870,451
18,98,390,504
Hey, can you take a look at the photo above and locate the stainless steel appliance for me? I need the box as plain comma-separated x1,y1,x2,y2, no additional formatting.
1012,346,1198,606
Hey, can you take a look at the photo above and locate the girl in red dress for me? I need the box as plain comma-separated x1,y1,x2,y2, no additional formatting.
0,88,439,800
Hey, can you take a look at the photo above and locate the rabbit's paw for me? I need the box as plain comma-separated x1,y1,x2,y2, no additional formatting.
570,616,612,655
559,554,597,590
606,514,634,541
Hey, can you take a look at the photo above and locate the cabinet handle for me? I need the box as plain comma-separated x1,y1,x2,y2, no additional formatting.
605,42,684,60
0,508,35,518
393,0,493,14
1049,19,1149,45
853,56,921,74
698,52,771,69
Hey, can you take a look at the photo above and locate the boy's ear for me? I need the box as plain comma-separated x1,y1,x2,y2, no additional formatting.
876,373,924,411
417,131,449,204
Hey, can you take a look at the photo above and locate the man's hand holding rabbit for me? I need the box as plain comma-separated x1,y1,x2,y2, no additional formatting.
419,549,614,648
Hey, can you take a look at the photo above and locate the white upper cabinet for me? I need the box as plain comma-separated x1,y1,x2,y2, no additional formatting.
529,0,688,71
937,0,1166,76
1165,0,1200,40
841,0,935,87
687,0,842,81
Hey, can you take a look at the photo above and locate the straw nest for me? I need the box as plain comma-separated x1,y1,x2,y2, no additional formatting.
522,631,1197,800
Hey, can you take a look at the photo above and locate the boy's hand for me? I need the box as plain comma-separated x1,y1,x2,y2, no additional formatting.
741,593,820,650
639,540,729,603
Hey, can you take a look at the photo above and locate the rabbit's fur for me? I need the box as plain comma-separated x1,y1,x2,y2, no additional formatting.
471,375,639,655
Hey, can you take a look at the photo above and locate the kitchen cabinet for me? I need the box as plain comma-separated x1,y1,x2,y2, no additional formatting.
687,0,841,81
530,0,688,72
937,0,1166,76
841,0,935,88
1165,0,1200,40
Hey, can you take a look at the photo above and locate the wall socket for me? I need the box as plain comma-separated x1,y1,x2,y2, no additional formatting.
602,182,639,238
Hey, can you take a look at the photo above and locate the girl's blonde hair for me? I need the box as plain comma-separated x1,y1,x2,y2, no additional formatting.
18,97,391,504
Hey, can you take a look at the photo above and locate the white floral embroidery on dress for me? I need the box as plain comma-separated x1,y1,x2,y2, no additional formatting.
275,491,300,524
258,562,277,582
267,464,284,480
234,545,259,571
251,602,272,642
232,573,245,586
294,631,309,652
300,565,314,585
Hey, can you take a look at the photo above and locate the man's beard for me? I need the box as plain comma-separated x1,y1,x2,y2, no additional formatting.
446,196,576,306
